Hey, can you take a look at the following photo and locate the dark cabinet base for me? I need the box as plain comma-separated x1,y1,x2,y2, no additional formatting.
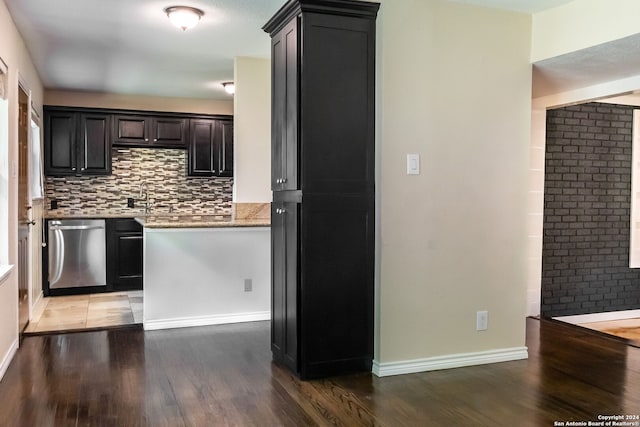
107,219,143,291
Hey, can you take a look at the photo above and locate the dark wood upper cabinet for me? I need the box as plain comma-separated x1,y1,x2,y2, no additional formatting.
113,114,187,148
45,106,232,177
188,119,216,176
264,0,379,380
152,117,188,147
218,119,234,177
188,118,234,177
112,115,148,145
44,108,111,176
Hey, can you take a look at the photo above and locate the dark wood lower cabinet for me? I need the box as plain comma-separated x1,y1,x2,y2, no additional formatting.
107,218,143,291
271,193,374,379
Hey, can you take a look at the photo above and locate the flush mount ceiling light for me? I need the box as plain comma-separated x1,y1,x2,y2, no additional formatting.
222,82,235,95
164,6,204,31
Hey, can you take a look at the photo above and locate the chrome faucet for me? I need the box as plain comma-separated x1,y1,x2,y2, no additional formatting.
138,182,150,214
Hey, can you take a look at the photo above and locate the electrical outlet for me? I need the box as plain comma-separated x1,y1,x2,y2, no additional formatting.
51,199,58,210
244,278,252,292
127,198,135,208
476,311,488,331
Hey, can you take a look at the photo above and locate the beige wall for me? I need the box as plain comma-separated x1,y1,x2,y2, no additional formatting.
0,0,43,376
532,0,640,62
377,0,531,363
44,90,232,115
233,57,271,203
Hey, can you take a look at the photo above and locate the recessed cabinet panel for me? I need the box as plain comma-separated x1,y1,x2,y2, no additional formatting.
46,112,76,175
303,19,373,193
189,120,216,176
153,118,187,147
113,115,148,145
81,114,111,174
106,218,143,291
271,19,298,191
218,120,234,177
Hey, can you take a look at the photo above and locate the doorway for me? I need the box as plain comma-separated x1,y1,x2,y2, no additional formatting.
17,85,30,334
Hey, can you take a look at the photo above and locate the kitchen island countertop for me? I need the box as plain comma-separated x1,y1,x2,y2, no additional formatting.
135,215,270,229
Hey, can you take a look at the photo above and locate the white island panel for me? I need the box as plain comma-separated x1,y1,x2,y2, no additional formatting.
143,226,270,330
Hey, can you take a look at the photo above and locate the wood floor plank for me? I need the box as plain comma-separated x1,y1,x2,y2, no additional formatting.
0,318,639,426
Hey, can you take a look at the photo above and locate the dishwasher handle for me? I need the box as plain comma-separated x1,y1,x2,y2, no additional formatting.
49,225,105,231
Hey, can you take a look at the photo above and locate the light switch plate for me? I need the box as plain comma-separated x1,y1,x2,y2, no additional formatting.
407,154,420,175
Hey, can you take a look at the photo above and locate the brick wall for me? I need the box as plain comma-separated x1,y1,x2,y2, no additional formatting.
542,102,640,317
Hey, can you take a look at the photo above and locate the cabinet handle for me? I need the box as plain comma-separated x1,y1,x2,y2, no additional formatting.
276,208,287,215
282,178,287,183
153,138,157,142
145,138,149,142
72,167,76,171
81,167,86,171
276,178,281,184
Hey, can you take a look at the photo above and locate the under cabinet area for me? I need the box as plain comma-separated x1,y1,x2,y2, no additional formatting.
44,108,111,176
106,218,143,291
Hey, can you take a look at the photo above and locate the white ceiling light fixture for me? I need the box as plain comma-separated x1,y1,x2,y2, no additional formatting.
222,82,235,95
164,6,204,31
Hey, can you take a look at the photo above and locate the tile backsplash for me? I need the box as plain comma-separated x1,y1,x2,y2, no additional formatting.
45,147,233,216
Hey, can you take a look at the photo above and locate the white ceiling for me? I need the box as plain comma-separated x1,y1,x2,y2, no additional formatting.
5,0,594,101
532,33,640,98
5,0,285,99
448,0,574,14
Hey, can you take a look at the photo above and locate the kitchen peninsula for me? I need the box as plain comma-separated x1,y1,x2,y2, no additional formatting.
136,204,270,331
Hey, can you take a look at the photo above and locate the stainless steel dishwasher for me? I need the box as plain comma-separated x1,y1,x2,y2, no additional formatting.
48,219,107,289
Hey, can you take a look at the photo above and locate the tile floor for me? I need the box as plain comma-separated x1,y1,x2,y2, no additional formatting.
25,291,143,334
579,317,640,341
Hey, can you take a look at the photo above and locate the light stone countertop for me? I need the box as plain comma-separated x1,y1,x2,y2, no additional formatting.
135,215,270,229
45,210,149,219
44,203,272,228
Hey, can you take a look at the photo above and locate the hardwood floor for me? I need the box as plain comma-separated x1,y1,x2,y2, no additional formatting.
0,318,638,426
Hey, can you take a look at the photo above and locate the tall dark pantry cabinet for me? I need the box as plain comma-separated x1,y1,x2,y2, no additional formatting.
263,0,379,379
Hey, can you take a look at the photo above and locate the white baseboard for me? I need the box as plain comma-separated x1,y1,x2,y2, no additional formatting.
0,338,19,382
143,311,270,331
372,346,529,377
554,309,640,325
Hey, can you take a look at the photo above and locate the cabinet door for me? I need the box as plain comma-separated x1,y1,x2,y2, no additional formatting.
218,119,233,177
44,111,77,176
188,119,216,176
79,114,111,175
271,201,298,372
152,117,187,148
113,115,150,145
106,219,143,291
271,18,298,190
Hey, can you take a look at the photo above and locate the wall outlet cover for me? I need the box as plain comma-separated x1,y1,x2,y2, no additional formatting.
244,278,252,292
51,199,58,210
476,310,488,331
127,198,135,208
